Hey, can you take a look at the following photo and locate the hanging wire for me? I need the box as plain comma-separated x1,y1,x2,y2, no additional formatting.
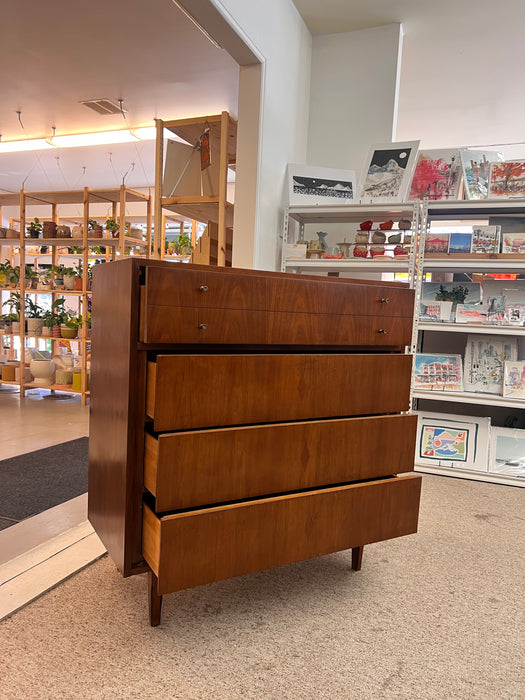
55,155,71,189
16,110,54,191
118,99,127,121
108,152,121,187
121,161,135,185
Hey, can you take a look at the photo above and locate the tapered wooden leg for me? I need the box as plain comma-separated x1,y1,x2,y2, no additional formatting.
351,546,364,571
148,570,163,627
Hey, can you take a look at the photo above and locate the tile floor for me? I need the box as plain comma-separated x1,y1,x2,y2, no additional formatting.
0,386,104,620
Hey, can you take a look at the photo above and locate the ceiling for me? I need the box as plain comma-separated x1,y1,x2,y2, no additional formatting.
2,0,525,196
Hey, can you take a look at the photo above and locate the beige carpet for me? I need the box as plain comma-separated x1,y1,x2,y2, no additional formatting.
1,475,524,700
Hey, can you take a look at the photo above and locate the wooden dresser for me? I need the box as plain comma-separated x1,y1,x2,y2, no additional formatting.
88,259,421,626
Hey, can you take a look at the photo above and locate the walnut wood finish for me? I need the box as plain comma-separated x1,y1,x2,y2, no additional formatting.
146,354,413,432
148,571,162,627
352,547,364,571
144,414,417,511
143,475,422,595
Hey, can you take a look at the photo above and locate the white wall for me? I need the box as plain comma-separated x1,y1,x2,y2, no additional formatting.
307,24,403,178
209,0,312,270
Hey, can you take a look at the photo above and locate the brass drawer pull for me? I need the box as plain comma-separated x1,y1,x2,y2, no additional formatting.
379,297,390,304
377,329,388,334
198,323,208,330
199,285,209,292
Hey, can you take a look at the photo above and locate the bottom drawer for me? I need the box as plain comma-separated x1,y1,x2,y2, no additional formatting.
143,474,422,595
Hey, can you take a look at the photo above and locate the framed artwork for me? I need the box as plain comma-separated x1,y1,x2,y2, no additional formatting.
501,232,525,254
460,150,503,200
419,300,453,322
415,411,490,472
471,225,501,253
288,164,356,206
424,233,449,254
503,361,525,398
413,354,463,391
489,427,525,477
359,140,419,203
489,161,525,198
409,149,463,201
448,232,472,254
463,335,517,394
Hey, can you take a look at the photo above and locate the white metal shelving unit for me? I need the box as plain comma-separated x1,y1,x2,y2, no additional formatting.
414,199,525,486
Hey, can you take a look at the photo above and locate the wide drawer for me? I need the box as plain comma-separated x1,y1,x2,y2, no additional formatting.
145,413,417,511
139,266,414,345
143,474,422,595
146,353,413,432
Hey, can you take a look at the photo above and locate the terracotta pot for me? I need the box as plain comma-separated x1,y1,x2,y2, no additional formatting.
43,221,57,238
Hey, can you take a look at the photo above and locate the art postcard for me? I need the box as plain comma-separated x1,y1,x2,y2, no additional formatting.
463,335,517,394
455,304,488,324
471,225,501,253
504,304,525,326
413,354,463,392
421,282,481,313
424,233,449,254
489,161,525,198
409,149,463,201
419,300,453,322
415,411,490,472
448,232,472,254
288,164,356,206
359,140,419,203
489,427,525,478
503,361,525,398
460,150,503,200
501,232,525,254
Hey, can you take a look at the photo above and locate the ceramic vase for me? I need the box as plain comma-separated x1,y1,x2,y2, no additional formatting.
29,359,55,386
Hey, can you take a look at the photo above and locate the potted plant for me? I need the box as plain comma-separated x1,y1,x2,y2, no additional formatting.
0,261,12,288
25,297,45,336
8,265,20,288
2,293,21,333
106,218,120,238
89,218,103,238
62,266,77,290
25,265,39,289
26,217,42,239
174,232,193,255
45,298,69,337
61,312,82,339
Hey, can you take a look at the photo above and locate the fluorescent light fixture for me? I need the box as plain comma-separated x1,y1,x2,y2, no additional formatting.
170,0,222,49
0,127,157,153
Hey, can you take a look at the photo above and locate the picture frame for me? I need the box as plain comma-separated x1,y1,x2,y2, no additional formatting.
409,149,463,201
463,335,517,394
471,225,501,254
501,232,525,254
503,360,525,398
288,164,356,207
413,353,463,392
415,411,490,472
448,232,472,254
489,160,525,198
489,426,525,477
359,140,419,203
424,233,449,254
460,149,503,200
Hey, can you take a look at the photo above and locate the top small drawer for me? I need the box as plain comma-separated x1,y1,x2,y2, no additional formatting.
139,266,414,346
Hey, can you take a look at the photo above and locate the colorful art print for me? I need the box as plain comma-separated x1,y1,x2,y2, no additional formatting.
288,164,356,206
503,361,525,398
419,300,453,322
485,296,507,325
455,304,488,324
460,150,503,200
448,232,472,254
471,225,501,254
409,149,462,201
501,232,525,254
489,427,525,477
359,140,419,203
415,411,490,471
424,233,449,254
413,354,463,391
504,304,525,326
463,335,517,395
200,130,211,171
489,161,525,198
421,282,481,310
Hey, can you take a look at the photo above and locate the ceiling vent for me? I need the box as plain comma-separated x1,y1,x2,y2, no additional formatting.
79,99,126,116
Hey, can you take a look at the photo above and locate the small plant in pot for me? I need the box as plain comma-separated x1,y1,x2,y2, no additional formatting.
174,232,193,255
26,217,42,239
0,261,13,288
45,298,69,337
89,218,103,238
105,218,120,238
61,312,82,339
62,266,77,290
25,264,39,289
25,297,45,336
2,293,21,333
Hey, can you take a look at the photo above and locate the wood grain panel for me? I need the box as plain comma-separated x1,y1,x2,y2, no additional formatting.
143,475,422,594
147,353,413,432
144,414,417,511
142,307,412,346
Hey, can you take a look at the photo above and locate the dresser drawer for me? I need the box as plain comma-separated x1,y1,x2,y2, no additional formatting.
144,413,417,511
143,474,422,595
139,266,414,345
146,353,413,432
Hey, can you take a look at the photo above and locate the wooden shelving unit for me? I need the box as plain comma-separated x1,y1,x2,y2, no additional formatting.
0,186,151,404
154,112,236,265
